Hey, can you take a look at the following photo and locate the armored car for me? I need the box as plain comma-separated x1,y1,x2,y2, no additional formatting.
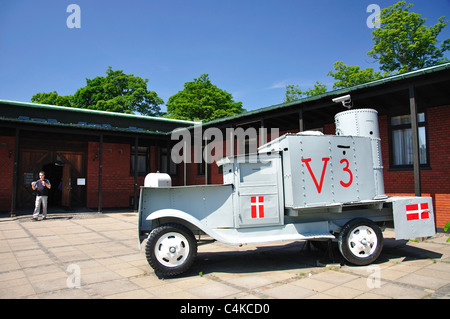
138,109,436,277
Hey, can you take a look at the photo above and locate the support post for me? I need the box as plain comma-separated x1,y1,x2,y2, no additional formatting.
409,85,421,196
133,136,139,212
10,128,19,217
97,134,103,213
299,108,304,132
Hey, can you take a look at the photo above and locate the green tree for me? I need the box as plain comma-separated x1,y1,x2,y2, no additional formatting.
285,81,327,102
324,1,450,91
368,1,450,73
31,91,74,107
31,67,164,116
327,61,386,89
165,74,245,122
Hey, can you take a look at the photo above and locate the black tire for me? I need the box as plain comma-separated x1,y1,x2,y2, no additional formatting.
338,218,383,266
145,223,197,277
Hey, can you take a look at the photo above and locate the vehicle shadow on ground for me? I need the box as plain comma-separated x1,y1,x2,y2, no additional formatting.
175,238,443,279
171,241,337,279
376,237,443,262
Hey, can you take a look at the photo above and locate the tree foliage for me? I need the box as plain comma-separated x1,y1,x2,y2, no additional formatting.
368,1,450,73
31,67,164,116
31,91,74,107
286,1,450,96
285,81,327,102
165,74,245,122
327,61,386,89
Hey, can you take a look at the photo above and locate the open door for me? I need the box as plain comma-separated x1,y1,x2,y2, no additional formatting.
61,163,72,208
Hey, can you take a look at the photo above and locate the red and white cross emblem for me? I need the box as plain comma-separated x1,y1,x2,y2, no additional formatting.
406,203,430,221
251,196,264,219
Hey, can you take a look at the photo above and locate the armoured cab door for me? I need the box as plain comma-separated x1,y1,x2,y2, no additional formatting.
236,153,284,228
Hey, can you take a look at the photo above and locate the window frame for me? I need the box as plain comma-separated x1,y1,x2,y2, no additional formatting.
130,146,149,177
161,147,178,176
388,112,430,170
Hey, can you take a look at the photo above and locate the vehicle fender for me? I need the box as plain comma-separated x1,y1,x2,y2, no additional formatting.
146,209,226,242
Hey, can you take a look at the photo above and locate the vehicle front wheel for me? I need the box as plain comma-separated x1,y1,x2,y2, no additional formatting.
338,218,383,266
145,223,197,277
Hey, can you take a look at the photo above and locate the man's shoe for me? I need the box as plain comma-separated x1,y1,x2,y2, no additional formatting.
42,217,47,220
32,217,38,221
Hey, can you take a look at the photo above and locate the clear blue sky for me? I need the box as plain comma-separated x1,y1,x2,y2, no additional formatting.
1,0,449,113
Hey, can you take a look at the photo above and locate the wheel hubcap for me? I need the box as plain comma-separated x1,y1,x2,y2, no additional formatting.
154,232,190,268
347,225,377,258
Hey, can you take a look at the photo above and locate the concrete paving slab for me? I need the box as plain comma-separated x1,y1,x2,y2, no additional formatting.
308,270,359,285
84,278,142,297
187,282,242,299
263,283,315,299
370,283,430,299
395,273,449,290
290,277,335,292
224,275,275,290
0,210,448,301
322,286,363,299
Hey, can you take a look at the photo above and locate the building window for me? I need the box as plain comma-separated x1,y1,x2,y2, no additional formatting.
197,144,206,176
390,113,428,168
161,147,177,175
131,146,148,176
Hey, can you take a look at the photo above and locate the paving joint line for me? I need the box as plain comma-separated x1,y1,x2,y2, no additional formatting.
335,262,449,298
14,219,104,298
204,263,334,299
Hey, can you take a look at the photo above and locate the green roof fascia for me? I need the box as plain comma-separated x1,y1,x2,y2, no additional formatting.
0,116,169,136
199,61,450,128
1,62,449,134
0,99,198,126
0,99,200,134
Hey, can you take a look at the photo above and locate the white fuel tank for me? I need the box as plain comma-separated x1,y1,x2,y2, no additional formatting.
335,109,386,199
144,172,172,187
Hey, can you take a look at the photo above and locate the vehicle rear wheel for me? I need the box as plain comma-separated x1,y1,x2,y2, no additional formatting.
338,218,383,266
145,223,197,277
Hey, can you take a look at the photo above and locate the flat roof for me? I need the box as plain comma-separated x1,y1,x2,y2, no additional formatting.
1,61,449,135
200,61,450,128
0,99,198,134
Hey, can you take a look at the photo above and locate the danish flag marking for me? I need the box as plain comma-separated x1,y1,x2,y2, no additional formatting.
406,203,430,221
251,196,264,219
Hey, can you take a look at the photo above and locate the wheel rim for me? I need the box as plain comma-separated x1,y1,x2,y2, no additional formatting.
154,232,190,268
347,225,378,258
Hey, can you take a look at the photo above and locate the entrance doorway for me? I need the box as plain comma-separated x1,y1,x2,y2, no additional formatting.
18,148,86,210
42,162,63,207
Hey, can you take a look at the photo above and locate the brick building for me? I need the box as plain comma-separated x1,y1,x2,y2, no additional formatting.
1,62,449,229
180,62,450,229
0,101,195,214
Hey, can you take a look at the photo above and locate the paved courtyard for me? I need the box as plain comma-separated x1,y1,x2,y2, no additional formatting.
0,210,449,300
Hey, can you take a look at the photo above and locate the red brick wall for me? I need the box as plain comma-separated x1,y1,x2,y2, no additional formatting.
0,136,15,211
1,105,448,228
192,106,450,229
427,105,450,228
382,106,450,228
86,142,144,209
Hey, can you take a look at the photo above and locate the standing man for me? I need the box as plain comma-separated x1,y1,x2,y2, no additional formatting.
31,171,51,221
